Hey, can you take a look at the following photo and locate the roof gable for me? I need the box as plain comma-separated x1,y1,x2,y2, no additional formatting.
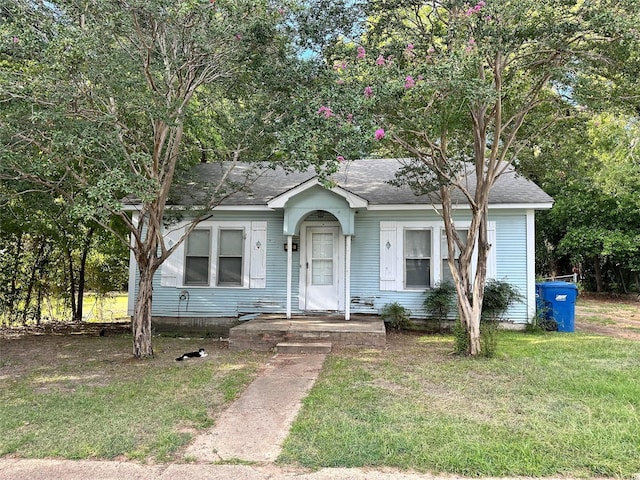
267,177,368,209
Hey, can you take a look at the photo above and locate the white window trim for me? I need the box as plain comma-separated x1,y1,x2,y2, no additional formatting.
161,220,267,289
380,220,496,292
184,227,213,287
402,226,433,290
213,226,247,288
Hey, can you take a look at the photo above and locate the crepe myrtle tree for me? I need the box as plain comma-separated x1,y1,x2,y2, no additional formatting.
0,0,313,357
313,0,640,355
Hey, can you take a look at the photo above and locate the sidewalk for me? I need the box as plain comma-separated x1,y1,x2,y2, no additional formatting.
0,458,538,480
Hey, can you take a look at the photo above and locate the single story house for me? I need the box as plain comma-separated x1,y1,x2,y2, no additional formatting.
125,158,553,328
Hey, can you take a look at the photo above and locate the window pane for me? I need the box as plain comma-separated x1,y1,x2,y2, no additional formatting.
442,259,460,284
312,233,333,259
218,257,242,285
441,229,467,259
187,230,210,256
185,257,209,285
219,230,243,256
406,230,430,258
312,259,333,285
406,259,430,288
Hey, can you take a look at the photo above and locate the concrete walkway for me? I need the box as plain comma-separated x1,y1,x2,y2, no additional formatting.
185,352,326,462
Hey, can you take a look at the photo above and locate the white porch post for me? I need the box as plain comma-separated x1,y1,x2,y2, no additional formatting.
345,235,351,320
286,235,292,319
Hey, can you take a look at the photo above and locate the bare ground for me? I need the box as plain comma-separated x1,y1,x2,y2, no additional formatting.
574,292,640,340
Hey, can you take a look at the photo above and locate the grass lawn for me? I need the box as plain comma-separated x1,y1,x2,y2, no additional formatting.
280,331,640,478
0,333,269,461
2,309,640,477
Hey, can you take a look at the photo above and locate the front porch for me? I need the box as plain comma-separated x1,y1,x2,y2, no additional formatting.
229,314,386,352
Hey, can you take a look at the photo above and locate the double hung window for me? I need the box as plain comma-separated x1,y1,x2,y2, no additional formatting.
404,229,431,289
217,229,244,286
184,229,211,286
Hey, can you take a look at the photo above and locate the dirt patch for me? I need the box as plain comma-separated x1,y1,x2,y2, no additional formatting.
0,326,230,387
575,294,640,341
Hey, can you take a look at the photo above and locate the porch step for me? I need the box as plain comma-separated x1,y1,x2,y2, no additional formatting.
276,342,332,354
229,315,386,351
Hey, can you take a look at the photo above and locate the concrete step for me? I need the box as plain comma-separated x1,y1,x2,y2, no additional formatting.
276,342,332,354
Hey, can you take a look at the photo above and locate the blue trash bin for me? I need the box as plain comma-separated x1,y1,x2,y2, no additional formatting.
536,281,578,332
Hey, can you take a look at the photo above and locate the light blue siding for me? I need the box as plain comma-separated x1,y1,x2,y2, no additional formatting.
491,212,529,323
132,208,531,323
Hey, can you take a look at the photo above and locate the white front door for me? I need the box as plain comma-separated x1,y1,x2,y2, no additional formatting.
305,226,341,310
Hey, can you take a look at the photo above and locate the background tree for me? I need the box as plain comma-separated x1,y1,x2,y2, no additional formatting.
313,0,640,354
1,0,316,357
520,112,640,293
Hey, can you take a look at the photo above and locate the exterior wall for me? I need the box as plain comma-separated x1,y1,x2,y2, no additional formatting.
129,207,533,324
347,209,531,323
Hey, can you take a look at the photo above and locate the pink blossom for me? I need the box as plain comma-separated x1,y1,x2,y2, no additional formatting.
374,128,385,141
427,46,435,54
418,75,424,81
406,43,414,51
356,46,366,59
278,8,285,15
12,37,18,43
465,1,486,15
465,37,476,53
317,105,334,118
376,55,386,66
404,75,416,89
346,114,354,123
234,33,243,40
364,86,373,98
333,62,348,72
336,79,345,85
337,155,345,163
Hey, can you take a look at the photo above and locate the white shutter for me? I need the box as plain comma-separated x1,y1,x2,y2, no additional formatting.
486,223,497,280
161,225,184,287
249,221,267,288
380,222,397,291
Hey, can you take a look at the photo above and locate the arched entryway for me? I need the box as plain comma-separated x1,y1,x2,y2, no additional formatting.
267,180,367,320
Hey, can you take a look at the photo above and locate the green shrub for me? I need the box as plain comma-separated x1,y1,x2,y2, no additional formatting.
481,279,524,322
481,280,524,356
424,281,457,332
380,302,412,331
452,321,469,354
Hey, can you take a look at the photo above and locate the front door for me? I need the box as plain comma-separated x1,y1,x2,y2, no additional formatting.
305,226,340,310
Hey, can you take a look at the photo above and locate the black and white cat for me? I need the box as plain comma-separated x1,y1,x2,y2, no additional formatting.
175,348,208,361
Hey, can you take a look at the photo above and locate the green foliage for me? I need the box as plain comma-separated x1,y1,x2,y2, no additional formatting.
479,280,524,357
452,321,469,355
424,281,457,331
520,112,640,293
481,280,525,322
380,302,412,331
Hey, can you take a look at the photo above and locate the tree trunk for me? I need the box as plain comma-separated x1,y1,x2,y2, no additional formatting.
74,227,95,322
22,240,46,325
8,233,23,315
593,256,603,292
441,185,486,356
132,266,155,358
65,244,78,322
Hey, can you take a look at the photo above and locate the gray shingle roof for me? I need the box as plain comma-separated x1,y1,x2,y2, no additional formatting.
171,158,553,207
